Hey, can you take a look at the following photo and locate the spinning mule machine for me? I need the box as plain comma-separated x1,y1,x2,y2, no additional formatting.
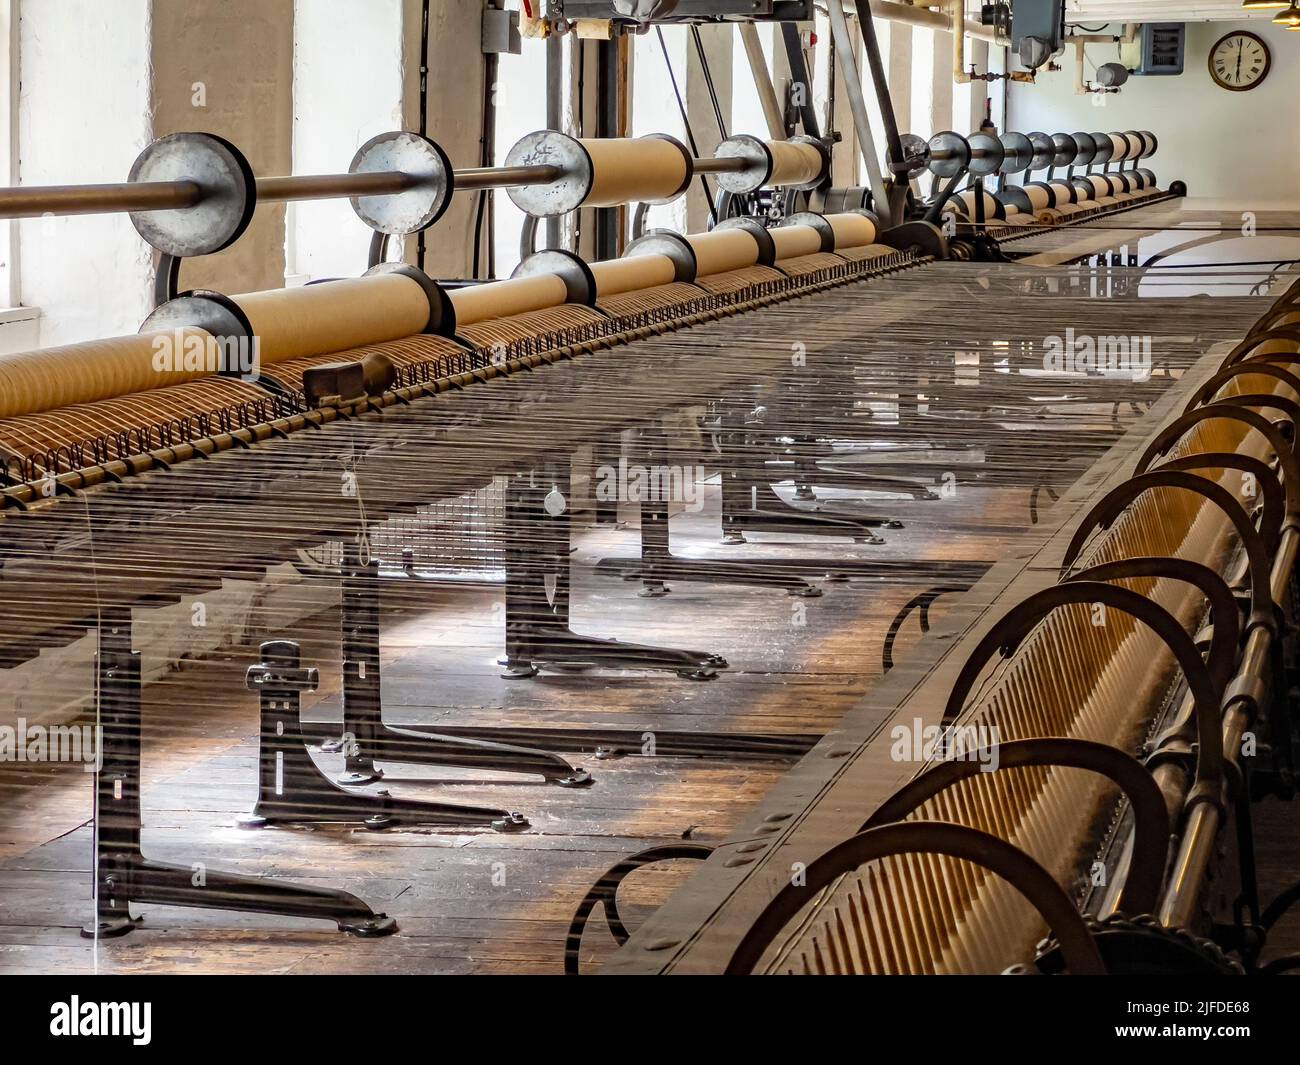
0,1,1296,979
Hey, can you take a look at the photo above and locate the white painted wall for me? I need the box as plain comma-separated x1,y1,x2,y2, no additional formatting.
17,0,152,345
288,0,404,283
1008,21,1300,205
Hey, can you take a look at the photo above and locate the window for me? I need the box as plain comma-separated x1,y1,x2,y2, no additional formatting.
287,0,404,285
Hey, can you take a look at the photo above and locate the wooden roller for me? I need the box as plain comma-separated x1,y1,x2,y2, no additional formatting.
0,329,213,420
1021,184,1054,212
769,225,824,260
686,228,762,276
0,271,439,423
235,273,431,364
1048,181,1076,205
823,212,878,250
588,255,678,299
582,137,690,208
953,188,1004,220
449,273,571,327
766,139,826,189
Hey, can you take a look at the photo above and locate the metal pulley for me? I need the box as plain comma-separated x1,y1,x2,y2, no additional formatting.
888,133,932,179
1026,132,1055,173
926,131,971,179
998,132,1034,175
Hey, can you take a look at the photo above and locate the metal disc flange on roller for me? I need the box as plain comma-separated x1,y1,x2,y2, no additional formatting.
138,290,257,377
1089,132,1114,166
365,261,455,335
927,131,970,178
1138,131,1157,160
998,132,1033,175
966,132,1005,176
128,132,256,257
1051,133,1078,169
782,211,835,252
1070,132,1096,167
999,186,1034,213
712,134,772,194
889,133,932,179
714,216,777,266
624,229,699,280
349,131,452,235
1027,132,1055,172
646,133,696,198
503,130,594,216
512,249,598,306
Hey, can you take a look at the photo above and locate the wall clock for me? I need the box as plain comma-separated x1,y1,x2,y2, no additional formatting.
1208,31,1271,92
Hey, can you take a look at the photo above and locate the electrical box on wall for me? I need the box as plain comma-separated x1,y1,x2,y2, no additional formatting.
1008,0,1065,69
1135,23,1185,75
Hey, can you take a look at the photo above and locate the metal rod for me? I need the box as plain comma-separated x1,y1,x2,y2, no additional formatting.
545,28,563,252
692,156,749,175
738,22,786,141
453,164,562,191
854,0,906,183
780,21,822,140
826,0,892,225
0,179,202,218
256,171,418,203
0,154,752,224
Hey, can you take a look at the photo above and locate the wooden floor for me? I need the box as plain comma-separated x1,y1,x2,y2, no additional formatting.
0,481,1004,974
1,480,1296,974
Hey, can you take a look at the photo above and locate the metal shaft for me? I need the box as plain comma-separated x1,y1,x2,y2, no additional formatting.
453,164,562,191
1157,523,1300,928
256,171,418,203
0,179,202,218
692,156,749,176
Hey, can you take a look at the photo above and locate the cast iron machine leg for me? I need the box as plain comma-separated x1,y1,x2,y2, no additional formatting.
329,545,590,788
241,639,529,831
500,466,726,681
83,610,401,940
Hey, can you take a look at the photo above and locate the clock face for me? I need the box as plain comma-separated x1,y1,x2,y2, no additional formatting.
1209,32,1271,91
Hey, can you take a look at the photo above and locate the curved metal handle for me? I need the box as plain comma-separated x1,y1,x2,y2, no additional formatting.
724,822,1106,975
1065,470,1274,633
940,581,1224,790
1064,556,1241,695
1143,453,1284,554
861,737,1170,916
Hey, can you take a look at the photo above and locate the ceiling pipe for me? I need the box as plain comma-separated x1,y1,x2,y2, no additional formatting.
865,0,1005,45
